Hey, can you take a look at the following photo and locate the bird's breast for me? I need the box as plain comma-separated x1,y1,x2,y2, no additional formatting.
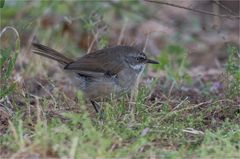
72,68,141,101
116,68,140,91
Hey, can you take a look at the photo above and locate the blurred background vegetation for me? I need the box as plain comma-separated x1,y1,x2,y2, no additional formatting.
0,0,239,158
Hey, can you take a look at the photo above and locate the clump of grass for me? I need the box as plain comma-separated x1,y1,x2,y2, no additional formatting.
153,44,192,84
225,45,240,98
0,27,20,99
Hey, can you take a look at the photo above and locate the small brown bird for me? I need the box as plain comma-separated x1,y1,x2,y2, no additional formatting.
32,43,159,112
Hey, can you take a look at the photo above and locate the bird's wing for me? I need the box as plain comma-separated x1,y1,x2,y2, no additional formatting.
64,50,125,76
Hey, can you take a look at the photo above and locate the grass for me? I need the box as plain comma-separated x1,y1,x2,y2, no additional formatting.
1,1,240,158
1,66,240,158
1,31,239,157
1,44,240,158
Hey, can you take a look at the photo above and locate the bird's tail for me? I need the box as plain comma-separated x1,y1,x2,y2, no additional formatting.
32,43,73,65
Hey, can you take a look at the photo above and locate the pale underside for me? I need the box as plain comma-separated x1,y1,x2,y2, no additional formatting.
71,65,145,101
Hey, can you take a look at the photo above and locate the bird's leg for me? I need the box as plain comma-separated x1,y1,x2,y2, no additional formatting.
90,100,105,122
90,100,100,113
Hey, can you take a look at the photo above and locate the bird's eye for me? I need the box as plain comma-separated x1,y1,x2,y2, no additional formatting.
136,56,144,61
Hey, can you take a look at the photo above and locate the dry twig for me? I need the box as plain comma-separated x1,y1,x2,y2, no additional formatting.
145,0,240,20
213,0,238,16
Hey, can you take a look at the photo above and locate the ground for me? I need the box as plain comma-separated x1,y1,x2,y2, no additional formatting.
0,1,240,158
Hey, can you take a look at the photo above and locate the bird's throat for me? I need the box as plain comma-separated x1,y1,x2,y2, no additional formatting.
130,64,145,73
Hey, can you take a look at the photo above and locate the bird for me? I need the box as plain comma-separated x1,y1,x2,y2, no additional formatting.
31,43,159,112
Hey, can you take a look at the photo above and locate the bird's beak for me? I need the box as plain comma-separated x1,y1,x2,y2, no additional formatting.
146,58,159,64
